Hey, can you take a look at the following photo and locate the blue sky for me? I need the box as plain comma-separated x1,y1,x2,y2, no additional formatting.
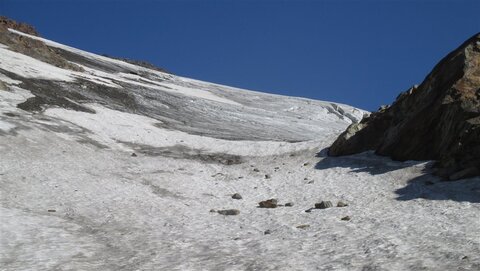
2,0,479,111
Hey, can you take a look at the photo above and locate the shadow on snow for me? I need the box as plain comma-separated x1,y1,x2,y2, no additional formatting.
315,148,480,203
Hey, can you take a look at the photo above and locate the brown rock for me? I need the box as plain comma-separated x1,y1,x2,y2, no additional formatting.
296,224,310,229
258,199,278,208
0,16,39,36
328,33,480,179
341,216,351,221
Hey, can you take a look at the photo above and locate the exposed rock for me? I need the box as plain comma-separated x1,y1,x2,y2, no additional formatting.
131,152,137,157
232,193,242,200
47,209,56,212
305,208,313,213
209,209,216,213
264,229,272,235
329,33,480,179
264,174,271,179
337,201,348,207
0,16,84,72
253,168,260,172
307,180,314,184
217,209,240,216
258,199,278,208
341,216,351,221
296,224,310,229
315,201,333,209
0,16,39,36
0,80,7,90
284,202,294,207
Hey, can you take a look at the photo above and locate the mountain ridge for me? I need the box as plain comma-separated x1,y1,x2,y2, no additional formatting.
1,17,479,271
329,32,480,180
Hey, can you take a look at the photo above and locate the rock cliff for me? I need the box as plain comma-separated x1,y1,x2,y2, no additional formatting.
329,33,480,180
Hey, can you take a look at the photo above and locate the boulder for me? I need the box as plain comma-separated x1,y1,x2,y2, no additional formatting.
315,201,333,209
258,199,278,208
329,33,480,180
232,193,242,200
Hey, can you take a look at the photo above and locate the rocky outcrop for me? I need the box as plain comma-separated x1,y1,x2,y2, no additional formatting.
0,16,39,36
329,33,480,180
0,17,84,72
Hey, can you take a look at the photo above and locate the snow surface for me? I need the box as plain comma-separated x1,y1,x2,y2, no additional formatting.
0,29,479,271
0,44,75,82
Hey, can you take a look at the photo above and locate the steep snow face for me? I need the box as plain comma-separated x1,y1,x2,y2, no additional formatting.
2,28,365,143
1,29,479,271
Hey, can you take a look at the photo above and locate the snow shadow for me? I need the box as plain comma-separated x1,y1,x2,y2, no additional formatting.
315,149,416,176
315,148,480,203
395,172,480,203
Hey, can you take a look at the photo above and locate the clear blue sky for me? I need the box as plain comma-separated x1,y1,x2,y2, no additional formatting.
2,0,479,111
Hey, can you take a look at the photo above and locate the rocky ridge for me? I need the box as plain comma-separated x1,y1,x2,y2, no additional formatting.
329,33,480,180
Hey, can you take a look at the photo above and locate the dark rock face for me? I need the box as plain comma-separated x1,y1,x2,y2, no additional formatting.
315,201,333,209
329,33,480,180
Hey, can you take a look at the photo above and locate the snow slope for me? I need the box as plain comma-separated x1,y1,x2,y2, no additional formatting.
0,28,479,271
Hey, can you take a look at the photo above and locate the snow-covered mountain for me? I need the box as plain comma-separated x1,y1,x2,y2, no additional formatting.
1,21,479,271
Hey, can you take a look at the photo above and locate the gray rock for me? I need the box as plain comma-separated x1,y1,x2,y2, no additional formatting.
341,216,351,221
264,174,271,179
217,209,240,215
284,202,294,207
264,229,271,235
337,201,348,207
232,193,242,200
315,201,333,209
